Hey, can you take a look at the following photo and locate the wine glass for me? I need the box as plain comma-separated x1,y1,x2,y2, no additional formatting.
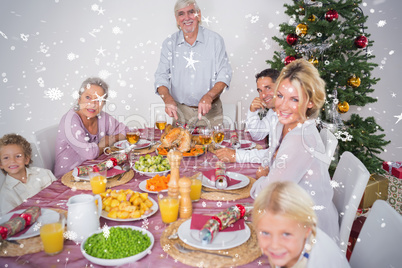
155,114,167,135
213,125,225,147
126,127,140,145
199,126,212,167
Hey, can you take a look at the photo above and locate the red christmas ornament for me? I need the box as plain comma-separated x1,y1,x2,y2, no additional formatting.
284,56,296,65
354,35,368,48
286,34,298,46
325,9,339,22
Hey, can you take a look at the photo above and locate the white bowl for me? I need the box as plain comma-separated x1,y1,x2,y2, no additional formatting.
133,166,170,178
80,225,154,266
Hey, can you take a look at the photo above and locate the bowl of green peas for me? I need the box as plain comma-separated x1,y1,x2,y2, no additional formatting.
81,225,154,266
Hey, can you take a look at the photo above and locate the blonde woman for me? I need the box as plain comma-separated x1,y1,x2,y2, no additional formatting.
248,59,339,240
253,181,349,268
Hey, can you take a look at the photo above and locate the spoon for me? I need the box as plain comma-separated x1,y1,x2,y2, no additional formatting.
168,231,179,240
117,163,131,181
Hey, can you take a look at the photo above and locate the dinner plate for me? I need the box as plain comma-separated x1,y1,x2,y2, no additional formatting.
81,225,154,266
100,196,158,221
202,172,250,190
221,139,256,149
114,139,151,150
138,180,168,194
0,208,60,240
73,166,123,181
178,219,251,250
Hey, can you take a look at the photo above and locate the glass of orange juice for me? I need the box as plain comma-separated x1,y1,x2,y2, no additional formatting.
190,174,203,202
89,167,107,194
158,192,179,224
40,212,65,255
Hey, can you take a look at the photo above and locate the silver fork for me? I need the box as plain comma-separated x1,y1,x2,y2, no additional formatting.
174,243,232,259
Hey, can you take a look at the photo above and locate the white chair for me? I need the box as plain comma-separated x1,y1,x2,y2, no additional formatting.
32,124,59,172
30,141,45,168
222,102,237,128
349,200,402,268
320,128,338,169
332,151,370,254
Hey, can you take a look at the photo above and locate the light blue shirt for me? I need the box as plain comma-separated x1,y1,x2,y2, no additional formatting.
154,26,232,106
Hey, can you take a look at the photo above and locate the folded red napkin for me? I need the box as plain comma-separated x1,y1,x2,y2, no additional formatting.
106,168,125,177
221,141,252,149
201,170,242,187
190,214,245,232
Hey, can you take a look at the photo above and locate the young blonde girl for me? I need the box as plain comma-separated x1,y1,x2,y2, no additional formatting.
253,181,349,268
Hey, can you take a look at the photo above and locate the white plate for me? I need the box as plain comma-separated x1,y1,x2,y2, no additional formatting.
178,219,250,250
114,139,151,150
0,208,60,240
133,166,170,178
202,172,250,190
221,139,256,149
100,196,158,222
73,166,123,181
138,180,168,194
81,225,154,266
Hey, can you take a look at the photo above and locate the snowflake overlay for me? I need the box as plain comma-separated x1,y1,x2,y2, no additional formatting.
102,223,110,239
44,88,64,101
141,218,149,230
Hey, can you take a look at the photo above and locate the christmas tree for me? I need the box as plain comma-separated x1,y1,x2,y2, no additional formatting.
267,0,390,174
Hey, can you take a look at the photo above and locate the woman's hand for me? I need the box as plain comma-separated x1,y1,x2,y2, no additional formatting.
215,148,236,163
256,165,269,179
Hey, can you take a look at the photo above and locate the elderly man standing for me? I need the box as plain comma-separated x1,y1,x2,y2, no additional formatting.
154,0,232,127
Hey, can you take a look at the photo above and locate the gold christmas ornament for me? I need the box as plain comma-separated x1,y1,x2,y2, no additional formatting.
308,14,317,22
347,75,361,88
308,57,319,67
337,101,350,113
296,23,308,37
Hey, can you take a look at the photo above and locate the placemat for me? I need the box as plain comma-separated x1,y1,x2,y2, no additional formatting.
0,209,67,257
208,143,263,154
105,143,160,156
190,173,256,201
61,169,134,190
160,219,261,267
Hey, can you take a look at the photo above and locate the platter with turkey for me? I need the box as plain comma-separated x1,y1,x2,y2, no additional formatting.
156,124,205,157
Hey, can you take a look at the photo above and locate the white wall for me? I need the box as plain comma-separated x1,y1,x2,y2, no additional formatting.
0,0,400,160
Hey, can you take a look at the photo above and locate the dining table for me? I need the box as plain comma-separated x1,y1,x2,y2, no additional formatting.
0,129,269,268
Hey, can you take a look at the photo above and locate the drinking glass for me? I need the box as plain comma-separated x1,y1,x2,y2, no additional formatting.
129,151,140,168
235,121,246,141
155,114,167,135
89,168,107,194
158,192,179,224
126,127,140,145
40,212,65,255
190,173,203,202
140,123,148,140
213,125,225,146
199,126,212,167
222,121,231,141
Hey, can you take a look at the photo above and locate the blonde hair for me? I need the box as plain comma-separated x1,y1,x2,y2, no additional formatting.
275,59,326,120
253,181,317,268
0,133,33,175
